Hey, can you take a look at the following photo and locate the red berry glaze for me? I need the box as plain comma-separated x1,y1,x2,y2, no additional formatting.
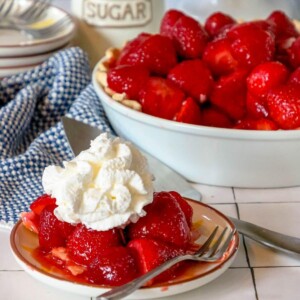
172,14,208,59
204,12,236,38
267,84,300,129
168,59,214,103
117,33,177,75
30,194,56,215
127,191,191,248
211,70,248,120
139,77,185,120
67,224,123,265
247,61,289,97
87,247,138,286
107,65,149,99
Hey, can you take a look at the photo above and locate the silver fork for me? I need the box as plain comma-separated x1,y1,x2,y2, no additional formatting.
97,226,236,300
0,0,15,18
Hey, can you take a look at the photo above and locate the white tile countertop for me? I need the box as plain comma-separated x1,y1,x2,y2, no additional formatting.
1,183,300,300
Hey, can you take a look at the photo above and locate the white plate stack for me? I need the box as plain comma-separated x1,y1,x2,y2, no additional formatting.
0,3,76,77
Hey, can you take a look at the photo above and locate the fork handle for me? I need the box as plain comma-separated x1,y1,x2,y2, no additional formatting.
230,217,300,254
97,254,193,300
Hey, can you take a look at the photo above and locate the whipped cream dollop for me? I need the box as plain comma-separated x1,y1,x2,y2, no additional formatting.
42,133,154,231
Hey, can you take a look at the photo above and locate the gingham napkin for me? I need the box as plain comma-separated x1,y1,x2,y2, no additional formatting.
0,47,113,229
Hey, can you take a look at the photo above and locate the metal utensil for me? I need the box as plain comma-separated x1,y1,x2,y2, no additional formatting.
61,116,300,255
97,226,235,300
61,116,202,201
230,217,300,254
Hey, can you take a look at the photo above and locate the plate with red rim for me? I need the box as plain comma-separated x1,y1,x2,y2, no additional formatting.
10,199,239,299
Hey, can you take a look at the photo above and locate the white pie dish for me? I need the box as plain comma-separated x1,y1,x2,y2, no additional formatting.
92,60,300,188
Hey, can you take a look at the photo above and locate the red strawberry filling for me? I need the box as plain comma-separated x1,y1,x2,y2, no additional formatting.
22,191,198,286
103,9,300,131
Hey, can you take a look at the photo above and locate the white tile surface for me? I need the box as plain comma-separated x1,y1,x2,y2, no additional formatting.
193,184,235,204
0,229,21,270
0,271,90,300
255,267,300,300
154,269,256,300
234,187,300,203
238,203,300,267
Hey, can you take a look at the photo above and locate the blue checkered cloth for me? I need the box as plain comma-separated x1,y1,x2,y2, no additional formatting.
0,47,113,228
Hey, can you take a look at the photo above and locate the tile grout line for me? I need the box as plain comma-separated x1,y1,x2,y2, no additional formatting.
233,187,259,300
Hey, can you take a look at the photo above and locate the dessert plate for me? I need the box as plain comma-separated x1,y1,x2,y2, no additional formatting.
10,199,239,299
0,4,75,57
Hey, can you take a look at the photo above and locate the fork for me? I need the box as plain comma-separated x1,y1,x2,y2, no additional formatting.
97,226,236,300
0,0,51,24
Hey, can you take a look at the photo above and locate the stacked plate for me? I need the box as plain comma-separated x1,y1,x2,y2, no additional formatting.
0,3,76,77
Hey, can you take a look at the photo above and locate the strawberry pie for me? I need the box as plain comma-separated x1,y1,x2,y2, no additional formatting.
21,134,199,286
97,9,300,130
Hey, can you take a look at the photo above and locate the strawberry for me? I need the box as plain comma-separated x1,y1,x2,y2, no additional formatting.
167,59,213,103
107,65,149,99
202,38,239,77
128,238,184,285
20,211,40,234
139,77,185,120
30,194,56,215
234,118,278,130
289,67,300,85
67,224,123,265
200,106,233,128
174,97,202,125
288,37,300,69
87,247,138,286
117,33,177,75
168,191,193,228
227,22,275,69
267,84,300,129
171,14,208,59
160,9,185,38
204,12,236,38
267,10,299,40
39,205,74,251
127,191,191,248
246,61,289,97
210,70,248,120
246,92,269,119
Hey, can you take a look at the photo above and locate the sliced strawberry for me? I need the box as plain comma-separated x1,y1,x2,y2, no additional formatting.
234,118,278,130
200,106,233,128
267,84,300,129
168,59,213,103
227,22,275,69
139,77,185,120
204,12,236,38
39,205,74,252
172,14,208,59
247,61,289,97
20,211,39,234
30,194,56,215
127,191,191,248
174,97,202,125
160,9,185,38
210,70,248,120
128,238,184,285
288,37,300,69
289,67,300,85
107,65,149,99
87,247,138,286
168,191,193,228
246,92,269,119
67,223,123,265
117,33,177,76
267,10,299,40
203,38,239,77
